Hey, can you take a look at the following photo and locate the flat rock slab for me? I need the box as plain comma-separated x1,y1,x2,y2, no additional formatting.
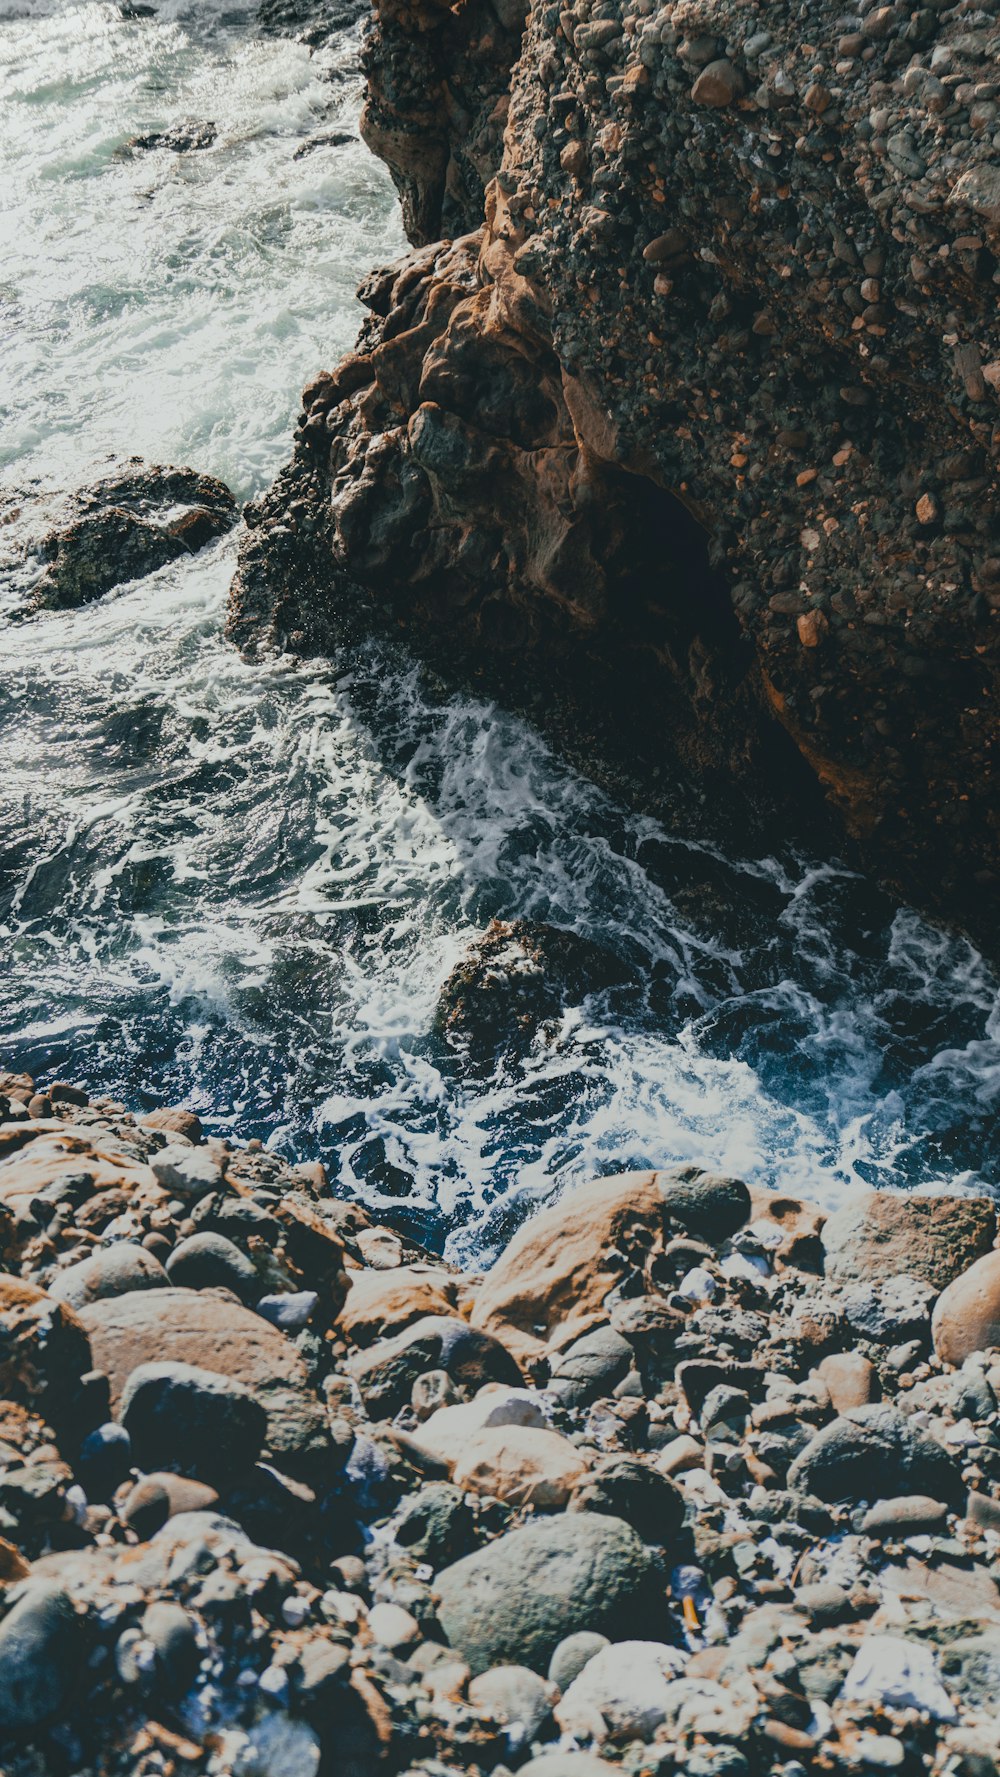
78,1287,328,1477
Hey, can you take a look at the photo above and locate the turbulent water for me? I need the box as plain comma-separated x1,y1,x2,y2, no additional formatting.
1,0,998,1264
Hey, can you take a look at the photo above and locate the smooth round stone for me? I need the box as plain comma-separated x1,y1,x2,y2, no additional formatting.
149,1144,223,1200
860,1495,950,1538
140,1602,200,1697
933,1252,1000,1366
121,1472,219,1538
548,1631,609,1691
255,1290,317,1330
367,1602,421,1652
468,1664,556,1740
49,1243,168,1309
120,1360,267,1484
813,1352,879,1413
166,1232,260,1303
77,1421,132,1500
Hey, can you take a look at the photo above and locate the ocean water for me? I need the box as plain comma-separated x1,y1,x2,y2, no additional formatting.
1,0,997,1264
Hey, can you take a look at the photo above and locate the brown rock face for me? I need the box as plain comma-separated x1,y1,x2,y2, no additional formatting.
77,1286,329,1476
0,1279,94,1437
231,0,1000,947
822,1192,998,1292
932,1252,1000,1367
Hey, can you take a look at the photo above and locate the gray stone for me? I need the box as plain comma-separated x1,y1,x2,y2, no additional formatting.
658,1168,751,1240
139,1602,200,1697
468,1664,555,1740
0,1582,82,1734
840,1275,935,1343
788,1404,962,1506
49,1242,168,1308
434,1512,665,1676
860,1495,950,1538
150,1143,223,1199
549,1327,634,1404
166,1231,260,1303
548,1631,609,1691
120,1360,267,1483
393,1482,478,1568
567,1456,684,1545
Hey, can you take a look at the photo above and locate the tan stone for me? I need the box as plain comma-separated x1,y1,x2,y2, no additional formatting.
141,1107,203,1144
0,1124,159,1227
78,1286,327,1474
468,1171,668,1364
813,1352,880,1413
822,1190,997,1290
452,1425,590,1509
418,1388,548,1464
341,1264,459,1347
0,1277,93,1432
656,1435,705,1477
748,1187,827,1271
933,1252,1000,1366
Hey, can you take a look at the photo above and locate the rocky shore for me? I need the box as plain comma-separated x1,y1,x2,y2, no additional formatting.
4,1067,1000,1775
230,0,1000,950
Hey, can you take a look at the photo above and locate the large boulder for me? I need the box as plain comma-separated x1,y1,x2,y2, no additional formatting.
933,1252,1000,1367
78,1287,328,1478
340,1264,460,1346
822,1192,997,1291
120,1361,267,1484
469,1167,750,1364
788,1404,963,1507
434,1512,666,1676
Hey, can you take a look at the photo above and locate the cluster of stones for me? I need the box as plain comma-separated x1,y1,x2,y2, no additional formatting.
231,0,999,948
4,1067,1000,1776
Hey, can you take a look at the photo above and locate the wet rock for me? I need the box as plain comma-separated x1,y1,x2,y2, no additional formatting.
120,1360,268,1483
788,1404,962,1506
31,464,236,609
49,1242,168,1308
933,1253,1000,1366
127,119,217,152
822,1193,997,1291
434,1512,666,1675
0,1582,83,1735
434,919,633,1063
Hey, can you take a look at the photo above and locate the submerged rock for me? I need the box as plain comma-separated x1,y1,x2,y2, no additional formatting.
30,462,236,610
434,918,633,1064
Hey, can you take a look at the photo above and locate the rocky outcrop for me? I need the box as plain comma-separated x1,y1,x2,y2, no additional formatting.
231,0,1000,944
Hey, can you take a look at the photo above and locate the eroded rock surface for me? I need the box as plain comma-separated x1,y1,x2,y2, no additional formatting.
231,0,1000,945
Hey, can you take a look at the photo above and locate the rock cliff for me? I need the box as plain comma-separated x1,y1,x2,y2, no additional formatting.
230,0,1000,943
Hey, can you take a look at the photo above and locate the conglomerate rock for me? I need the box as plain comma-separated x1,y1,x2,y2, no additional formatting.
230,0,1000,946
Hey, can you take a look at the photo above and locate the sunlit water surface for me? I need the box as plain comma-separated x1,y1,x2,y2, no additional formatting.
1,0,997,1263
